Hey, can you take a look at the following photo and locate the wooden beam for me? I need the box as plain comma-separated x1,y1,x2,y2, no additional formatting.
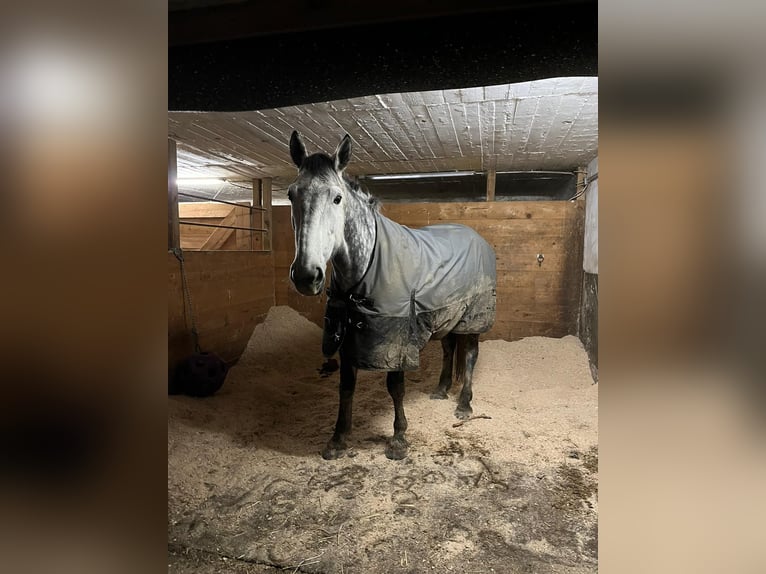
252,179,260,251
486,169,496,202
260,178,273,252
199,208,237,251
179,202,244,219
168,139,180,249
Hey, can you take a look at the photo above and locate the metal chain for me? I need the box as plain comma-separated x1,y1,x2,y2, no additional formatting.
171,247,201,353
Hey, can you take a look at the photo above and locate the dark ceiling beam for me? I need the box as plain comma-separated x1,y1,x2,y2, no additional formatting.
169,0,590,46
169,1,597,112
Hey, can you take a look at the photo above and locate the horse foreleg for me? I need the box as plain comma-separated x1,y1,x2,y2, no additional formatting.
385,371,409,460
430,333,457,400
322,355,357,460
455,334,480,420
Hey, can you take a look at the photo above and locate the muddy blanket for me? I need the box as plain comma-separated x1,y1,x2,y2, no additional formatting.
323,214,496,370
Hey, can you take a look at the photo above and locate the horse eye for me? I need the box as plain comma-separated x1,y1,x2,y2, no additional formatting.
333,195,342,205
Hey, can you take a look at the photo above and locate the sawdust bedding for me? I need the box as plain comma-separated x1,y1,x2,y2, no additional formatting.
169,306,598,573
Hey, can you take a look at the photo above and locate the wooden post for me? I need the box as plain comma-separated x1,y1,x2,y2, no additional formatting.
168,138,180,249
251,178,261,250
261,178,272,252
486,169,496,201
576,167,587,201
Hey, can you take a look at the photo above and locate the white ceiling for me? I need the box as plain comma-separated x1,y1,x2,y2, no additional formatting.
169,76,598,202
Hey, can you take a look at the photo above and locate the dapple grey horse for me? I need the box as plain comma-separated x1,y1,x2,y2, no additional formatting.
287,131,496,460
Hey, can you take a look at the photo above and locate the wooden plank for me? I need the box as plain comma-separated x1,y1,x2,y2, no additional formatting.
382,201,578,221
492,272,566,291
425,104,462,158
168,139,179,249
252,179,260,251
407,104,447,159
354,112,400,160
447,103,470,157
168,250,276,367
182,216,225,225
180,225,213,250
493,98,517,160
479,100,496,165
233,206,251,250
171,250,272,268
388,220,568,240
494,253,569,273
311,102,379,160
560,199,585,333
486,169,496,201
384,104,434,160
179,202,241,219
176,252,274,277
524,95,562,154
508,97,538,158
278,106,337,150
199,207,237,250
173,271,274,294
182,120,275,172
494,285,569,305
192,299,276,332
184,285,276,312
261,178,272,251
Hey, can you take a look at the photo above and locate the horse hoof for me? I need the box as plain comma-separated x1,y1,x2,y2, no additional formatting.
385,438,408,460
455,406,473,420
430,391,448,400
321,442,346,460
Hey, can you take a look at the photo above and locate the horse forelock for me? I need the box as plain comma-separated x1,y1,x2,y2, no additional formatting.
300,152,335,175
299,152,380,213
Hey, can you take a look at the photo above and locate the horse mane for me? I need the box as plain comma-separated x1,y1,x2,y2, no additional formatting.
343,173,381,213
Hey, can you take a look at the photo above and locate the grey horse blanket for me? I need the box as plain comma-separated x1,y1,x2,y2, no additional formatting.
323,213,496,370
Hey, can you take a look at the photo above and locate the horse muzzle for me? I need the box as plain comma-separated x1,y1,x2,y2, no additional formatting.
290,264,325,296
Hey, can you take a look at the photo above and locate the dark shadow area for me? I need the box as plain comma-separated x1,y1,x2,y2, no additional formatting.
169,2,597,111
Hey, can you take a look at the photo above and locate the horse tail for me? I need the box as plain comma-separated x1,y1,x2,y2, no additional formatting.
454,334,468,385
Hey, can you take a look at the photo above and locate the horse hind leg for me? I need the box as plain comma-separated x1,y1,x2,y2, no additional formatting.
385,371,409,460
430,333,457,400
322,353,357,460
454,334,480,420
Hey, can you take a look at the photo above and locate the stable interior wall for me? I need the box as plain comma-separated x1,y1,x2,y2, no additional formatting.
168,199,584,374
272,200,585,341
168,251,275,371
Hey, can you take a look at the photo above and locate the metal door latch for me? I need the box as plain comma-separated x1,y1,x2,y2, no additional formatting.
536,253,545,267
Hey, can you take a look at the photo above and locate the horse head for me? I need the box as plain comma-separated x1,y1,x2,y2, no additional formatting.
287,131,353,296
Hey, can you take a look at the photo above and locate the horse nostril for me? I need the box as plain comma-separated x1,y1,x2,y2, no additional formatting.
290,265,323,289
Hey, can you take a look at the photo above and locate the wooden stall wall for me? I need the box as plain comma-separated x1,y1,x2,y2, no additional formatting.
179,203,260,251
272,201,585,340
168,251,275,370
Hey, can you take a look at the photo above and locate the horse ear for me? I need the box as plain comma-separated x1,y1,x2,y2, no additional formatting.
289,130,307,168
333,134,352,172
